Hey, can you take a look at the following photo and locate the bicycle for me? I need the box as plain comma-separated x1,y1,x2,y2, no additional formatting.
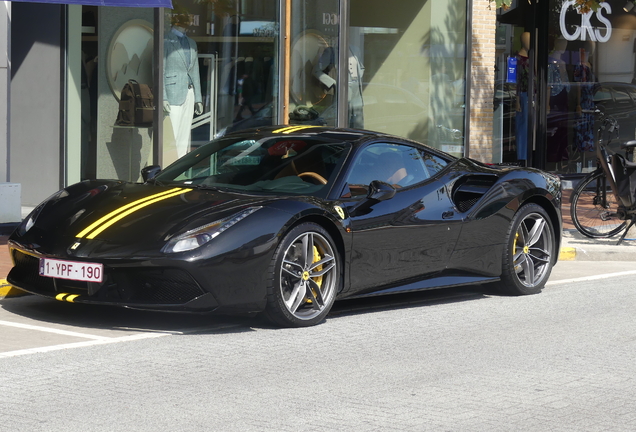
570,109,636,244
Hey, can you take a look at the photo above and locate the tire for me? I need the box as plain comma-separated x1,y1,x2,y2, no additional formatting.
264,223,339,327
570,170,626,238
495,204,556,295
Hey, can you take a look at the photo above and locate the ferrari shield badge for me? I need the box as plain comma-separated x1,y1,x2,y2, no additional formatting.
334,205,345,220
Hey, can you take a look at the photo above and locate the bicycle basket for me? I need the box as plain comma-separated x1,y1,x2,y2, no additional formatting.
611,153,636,208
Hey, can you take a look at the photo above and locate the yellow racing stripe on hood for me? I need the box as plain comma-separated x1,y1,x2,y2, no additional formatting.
76,188,190,239
273,125,322,134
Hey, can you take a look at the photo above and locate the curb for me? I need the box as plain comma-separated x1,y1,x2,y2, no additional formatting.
559,247,576,261
0,279,27,299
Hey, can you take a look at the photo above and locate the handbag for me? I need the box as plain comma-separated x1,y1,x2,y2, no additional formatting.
115,79,154,127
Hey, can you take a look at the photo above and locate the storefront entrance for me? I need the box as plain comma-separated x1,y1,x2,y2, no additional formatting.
495,0,636,175
493,0,537,166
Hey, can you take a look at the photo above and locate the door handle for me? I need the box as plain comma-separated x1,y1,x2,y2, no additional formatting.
442,211,454,219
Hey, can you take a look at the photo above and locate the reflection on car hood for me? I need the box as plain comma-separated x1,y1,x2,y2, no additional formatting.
26,181,274,250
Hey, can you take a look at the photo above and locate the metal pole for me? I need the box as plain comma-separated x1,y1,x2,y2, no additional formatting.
280,0,291,125
153,7,164,167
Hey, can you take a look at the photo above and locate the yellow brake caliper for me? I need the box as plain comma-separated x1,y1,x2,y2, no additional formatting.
306,246,323,304
513,231,521,272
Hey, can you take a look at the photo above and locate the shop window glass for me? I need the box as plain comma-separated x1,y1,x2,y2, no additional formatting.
79,6,156,182
162,0,280,166
493,1,534,166
288,0,340,127
543,0,636,173
349,0,467,157
594,86,612,106
613,89,633,109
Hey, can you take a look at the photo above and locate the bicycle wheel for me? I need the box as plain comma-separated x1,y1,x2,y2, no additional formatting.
570,170,626,238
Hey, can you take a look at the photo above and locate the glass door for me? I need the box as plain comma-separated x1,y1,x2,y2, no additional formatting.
494,0,537,165
544,0,636,175
286,0,341,127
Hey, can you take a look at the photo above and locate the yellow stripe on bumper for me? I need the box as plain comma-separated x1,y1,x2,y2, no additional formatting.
55,293,80,303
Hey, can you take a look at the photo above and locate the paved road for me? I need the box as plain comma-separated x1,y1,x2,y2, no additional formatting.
1,261,636,431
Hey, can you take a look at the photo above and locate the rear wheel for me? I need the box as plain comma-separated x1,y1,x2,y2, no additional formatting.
264,223,339,327
570,170,626,238
495,204,555,295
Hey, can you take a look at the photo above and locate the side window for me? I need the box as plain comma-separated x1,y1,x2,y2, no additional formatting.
594,86,612,106
423,153,448,176
613,88,633,111
344,143,430,197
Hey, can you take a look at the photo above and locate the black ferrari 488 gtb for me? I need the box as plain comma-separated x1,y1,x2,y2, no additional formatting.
7,126,561,327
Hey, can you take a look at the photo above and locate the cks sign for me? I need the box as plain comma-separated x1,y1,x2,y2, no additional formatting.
560,0,612,43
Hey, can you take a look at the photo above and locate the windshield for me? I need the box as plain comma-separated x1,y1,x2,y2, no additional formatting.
155,135,350,197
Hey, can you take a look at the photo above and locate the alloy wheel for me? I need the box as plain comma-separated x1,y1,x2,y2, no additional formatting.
513,212,553,287
279,231,337,321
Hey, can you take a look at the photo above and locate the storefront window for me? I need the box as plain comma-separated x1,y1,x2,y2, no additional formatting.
544,0,636,174
71,5,154,183
349,0,467,156
493,0,534,165
288,0,340,127
162,0,280,166
496,0,636,173
75,6,157,182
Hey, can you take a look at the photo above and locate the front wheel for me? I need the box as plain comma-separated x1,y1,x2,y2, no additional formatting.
495,204,556,295
264,223,339,327
570,170,626,238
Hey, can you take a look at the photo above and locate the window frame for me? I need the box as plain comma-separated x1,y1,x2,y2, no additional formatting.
337,140,452,199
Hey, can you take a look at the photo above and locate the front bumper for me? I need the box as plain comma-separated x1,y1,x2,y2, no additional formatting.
7,245,219,312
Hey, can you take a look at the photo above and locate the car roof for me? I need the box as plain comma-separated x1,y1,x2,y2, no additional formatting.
223,125,382,144
219,125,457,162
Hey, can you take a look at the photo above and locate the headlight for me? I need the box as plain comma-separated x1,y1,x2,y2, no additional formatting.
18,189,69,235
162,207,261,253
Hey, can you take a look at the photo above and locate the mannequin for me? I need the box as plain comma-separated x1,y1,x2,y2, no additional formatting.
547,37,569,113
515,32,530,163
312,46,365,128
348,47,365,129
164,12,203,158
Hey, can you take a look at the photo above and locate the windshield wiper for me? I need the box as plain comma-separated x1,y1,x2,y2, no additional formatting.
185,183,222,191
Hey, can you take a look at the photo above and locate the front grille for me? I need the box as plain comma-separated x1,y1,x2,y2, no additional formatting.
10,250,56,292
110,268,205,304
9,250,205,305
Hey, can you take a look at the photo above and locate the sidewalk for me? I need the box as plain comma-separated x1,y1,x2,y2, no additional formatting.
560,206,636,261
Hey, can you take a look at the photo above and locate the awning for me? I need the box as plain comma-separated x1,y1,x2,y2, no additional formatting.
6,0,172,7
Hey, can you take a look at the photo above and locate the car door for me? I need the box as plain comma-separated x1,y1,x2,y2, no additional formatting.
340,142,462,296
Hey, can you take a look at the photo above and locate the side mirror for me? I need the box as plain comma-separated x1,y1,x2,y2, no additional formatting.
368,180,396,202
348,180,396,217
141,165,162,182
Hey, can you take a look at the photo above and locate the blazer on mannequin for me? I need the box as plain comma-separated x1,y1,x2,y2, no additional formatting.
163,26,203,111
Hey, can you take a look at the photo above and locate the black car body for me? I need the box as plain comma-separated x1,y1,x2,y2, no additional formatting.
7,126,562,327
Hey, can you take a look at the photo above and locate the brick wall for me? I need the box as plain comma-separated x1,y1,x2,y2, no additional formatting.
469,0,497,162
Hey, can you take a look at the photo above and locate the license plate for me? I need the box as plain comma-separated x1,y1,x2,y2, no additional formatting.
39,258,103,283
